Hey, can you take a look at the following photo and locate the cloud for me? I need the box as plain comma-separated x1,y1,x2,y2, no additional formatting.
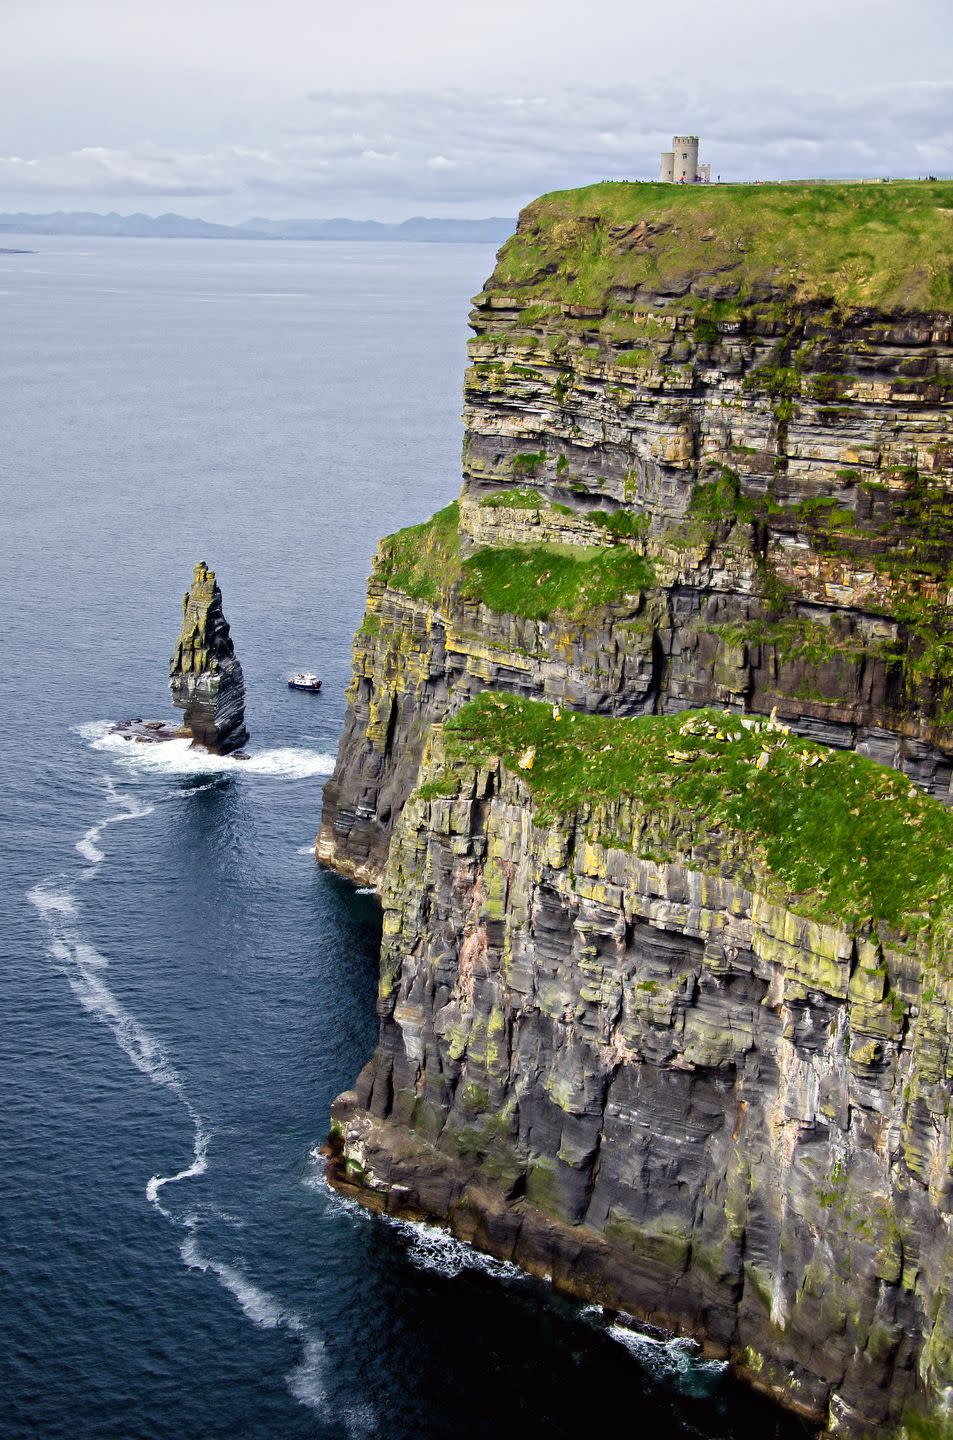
0,143,234,198
0,79,950,217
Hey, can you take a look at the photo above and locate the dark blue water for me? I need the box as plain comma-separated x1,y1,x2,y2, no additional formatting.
0,237,808,1439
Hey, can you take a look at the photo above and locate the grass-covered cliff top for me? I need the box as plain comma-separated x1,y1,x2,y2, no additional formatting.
483,180,953,315
438,693,953,941
375,500,653,620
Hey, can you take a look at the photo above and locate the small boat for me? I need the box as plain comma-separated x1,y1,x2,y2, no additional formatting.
288,672,322,692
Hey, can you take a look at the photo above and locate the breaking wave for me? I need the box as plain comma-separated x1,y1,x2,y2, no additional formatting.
306,1150,524,1283
77,721,335,780
607,1321,727,1396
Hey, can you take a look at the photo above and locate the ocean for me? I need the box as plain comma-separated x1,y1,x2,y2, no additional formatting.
0,235,807,1438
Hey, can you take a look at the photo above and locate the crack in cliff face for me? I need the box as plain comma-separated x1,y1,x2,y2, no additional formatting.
318,182,953,1437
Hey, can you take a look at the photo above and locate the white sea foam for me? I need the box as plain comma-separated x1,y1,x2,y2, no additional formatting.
393,1217,524,1281
340,1400,379,1440
73,771,155,868
181,1223,330,1415
82,725,335,780
354,887,376,896
286,1335,330,1416
29,886,78,921
297,844,317,856
181,1232,285,1328
608,1322,727,1393
306,1152,523,1283
28,776,344,1426
76,829,105,863
28,879,209,1220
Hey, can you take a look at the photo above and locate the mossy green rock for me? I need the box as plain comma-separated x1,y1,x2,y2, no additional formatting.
330,717,953,1435
320,182,953,1436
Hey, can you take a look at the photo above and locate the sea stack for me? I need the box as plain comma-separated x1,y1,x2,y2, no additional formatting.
169,562,248,754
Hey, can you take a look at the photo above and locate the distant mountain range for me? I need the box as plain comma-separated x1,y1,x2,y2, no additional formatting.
0,211,515,244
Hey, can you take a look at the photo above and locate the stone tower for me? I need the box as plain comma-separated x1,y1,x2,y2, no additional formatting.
672,134,699,184
659,134,710,183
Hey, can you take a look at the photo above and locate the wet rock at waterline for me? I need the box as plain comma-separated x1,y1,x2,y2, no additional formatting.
169,561,248,754
111,717,184,744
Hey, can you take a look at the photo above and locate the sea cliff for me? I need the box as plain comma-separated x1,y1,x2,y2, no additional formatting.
318,181,953,1435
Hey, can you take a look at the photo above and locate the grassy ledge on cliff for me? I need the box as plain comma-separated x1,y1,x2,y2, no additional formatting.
361,180,953,749
375,498,655,621
486,179,953,316
432,692,953,945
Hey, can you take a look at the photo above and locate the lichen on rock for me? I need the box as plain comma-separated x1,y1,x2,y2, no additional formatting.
169,561,248,754
329,702,953,1436
317,180,953,1437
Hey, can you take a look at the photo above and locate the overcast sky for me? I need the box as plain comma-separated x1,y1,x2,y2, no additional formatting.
1,0,951,219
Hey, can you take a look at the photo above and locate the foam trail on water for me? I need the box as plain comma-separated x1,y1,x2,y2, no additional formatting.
27,768,347,1428
74,774,155,868
181,1228,287,1329
77,829,104,863
27,879,209,1223
180,1221,337,1421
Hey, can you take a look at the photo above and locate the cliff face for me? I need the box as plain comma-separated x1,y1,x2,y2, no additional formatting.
170,561,248,754
320,183,953,882
319,182,953,1434
330,698,953,1435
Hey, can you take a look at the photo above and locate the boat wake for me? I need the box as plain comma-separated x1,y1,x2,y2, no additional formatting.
27,760,364,1432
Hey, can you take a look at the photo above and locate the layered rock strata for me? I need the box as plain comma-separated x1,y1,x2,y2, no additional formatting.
170,561,248,753
329,700,953,1437
319,182,953,1435
319,184,953,883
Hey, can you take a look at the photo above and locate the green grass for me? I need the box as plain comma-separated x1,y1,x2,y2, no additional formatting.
460,543,654,621
440,692,953,938
589,509,650,540
479,487,543,509
372,494,953,728
512,450,546,476
485,180,953,316
376,500,461,604
374,503,654,621
615,347,654,368
707,616,876,669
